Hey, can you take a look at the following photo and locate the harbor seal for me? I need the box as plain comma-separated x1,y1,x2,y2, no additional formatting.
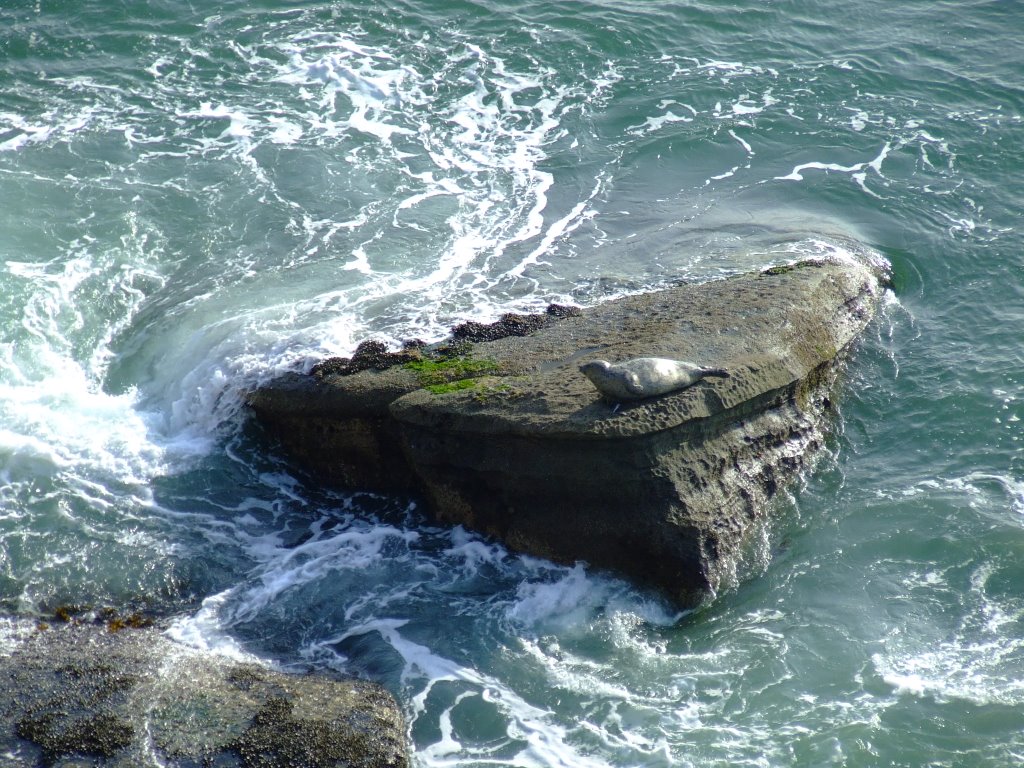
579,357,729,401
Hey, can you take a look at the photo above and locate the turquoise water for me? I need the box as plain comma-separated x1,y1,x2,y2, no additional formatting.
2,1,1023,765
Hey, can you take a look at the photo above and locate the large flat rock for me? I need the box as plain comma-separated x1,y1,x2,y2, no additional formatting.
249,257,885,605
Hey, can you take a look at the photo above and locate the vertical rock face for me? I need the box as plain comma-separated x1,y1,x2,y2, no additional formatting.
0,622,409,767
249,258,885,606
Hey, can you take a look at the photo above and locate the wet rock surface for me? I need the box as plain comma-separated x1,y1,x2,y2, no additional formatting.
249,257,886,606
0,622,409,768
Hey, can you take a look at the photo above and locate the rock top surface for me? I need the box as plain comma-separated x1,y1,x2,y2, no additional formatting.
255,259,879,439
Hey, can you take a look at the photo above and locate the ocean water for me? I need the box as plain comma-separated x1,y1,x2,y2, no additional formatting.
2,0,1023,765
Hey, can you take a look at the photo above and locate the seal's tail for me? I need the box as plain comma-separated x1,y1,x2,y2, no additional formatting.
701,367,730,378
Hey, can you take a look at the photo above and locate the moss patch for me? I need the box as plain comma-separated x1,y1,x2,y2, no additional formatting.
424,378,479,395
404,356,499,392
472,383,513,402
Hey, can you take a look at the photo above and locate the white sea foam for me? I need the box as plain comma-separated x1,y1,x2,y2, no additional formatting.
0,281,170,487
229,525,420,626
772,142,892,188
890,471,1024,523
248,24,614,320
626,111,694,136
0,373,162,482
0,113,56,152
166,590,264,664
874,626,1024,706
507,564,608,631
322,618,616,768
444,526,508,573
0,617,37,658
728,129,754,154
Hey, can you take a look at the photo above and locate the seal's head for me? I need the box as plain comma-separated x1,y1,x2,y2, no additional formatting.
579,359,645,400
579,360,611,379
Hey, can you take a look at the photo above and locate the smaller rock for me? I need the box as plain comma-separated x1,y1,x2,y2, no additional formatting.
0,621,409,767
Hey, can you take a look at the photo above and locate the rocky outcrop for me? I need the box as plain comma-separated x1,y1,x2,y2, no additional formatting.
0,621,409,767
249,257,885,606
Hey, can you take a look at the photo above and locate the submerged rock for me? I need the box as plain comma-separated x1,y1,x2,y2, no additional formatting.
248,256,886,606
0,622,409,767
